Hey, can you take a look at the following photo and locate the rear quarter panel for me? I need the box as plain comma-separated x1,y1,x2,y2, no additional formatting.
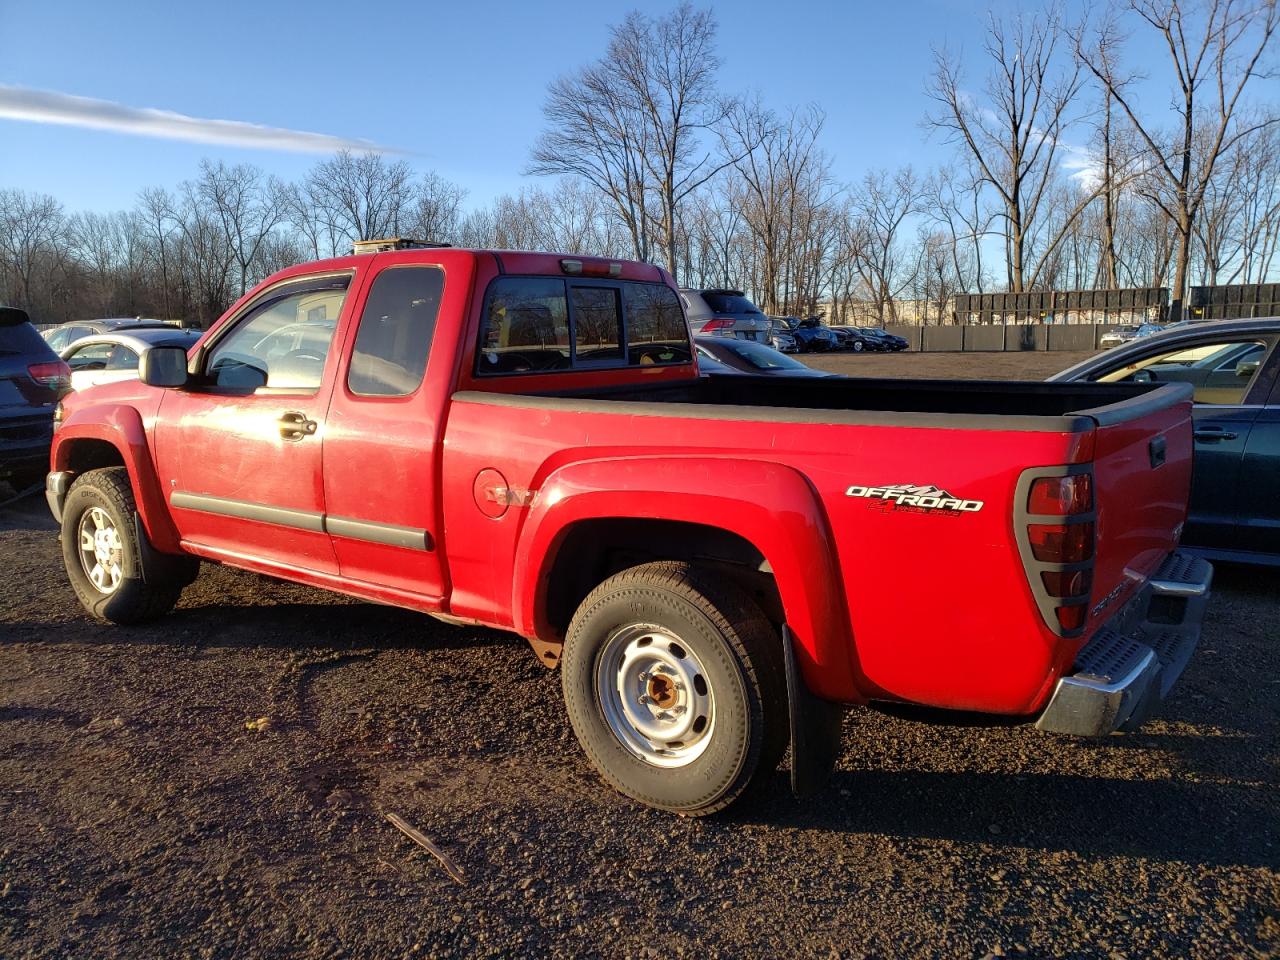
441,396,1099,713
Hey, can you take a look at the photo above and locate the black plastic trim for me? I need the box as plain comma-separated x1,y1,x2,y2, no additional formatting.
170,492,433,551
452,389,1100,432
326,515,433,551
170,491,325,532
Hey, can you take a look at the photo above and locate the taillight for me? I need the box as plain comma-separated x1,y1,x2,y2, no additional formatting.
1041,569,1092,598
701,318,736,333
1018,468,1096,636
1028,474,1092,515
1028,522,1095,564
28,360,71,391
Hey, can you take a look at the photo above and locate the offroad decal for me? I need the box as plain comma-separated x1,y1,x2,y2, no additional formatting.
845,484,984,515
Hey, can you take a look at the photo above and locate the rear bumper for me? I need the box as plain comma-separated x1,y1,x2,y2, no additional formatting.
1035,552,1212,737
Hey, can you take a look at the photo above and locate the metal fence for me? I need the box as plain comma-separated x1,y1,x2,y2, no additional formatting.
952,288,1167,325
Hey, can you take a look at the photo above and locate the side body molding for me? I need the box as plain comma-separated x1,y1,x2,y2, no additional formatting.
511,456,862,703
51,403,183,553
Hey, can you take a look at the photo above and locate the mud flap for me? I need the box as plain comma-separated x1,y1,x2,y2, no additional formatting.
782,625,844,798
132,514,199,587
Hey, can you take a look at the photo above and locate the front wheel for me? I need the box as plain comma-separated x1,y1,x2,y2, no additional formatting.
60,467,194,624
852,340,864,352
561,561,787,815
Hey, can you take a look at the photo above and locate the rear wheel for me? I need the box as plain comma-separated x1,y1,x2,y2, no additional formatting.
852,340,864,352
561,561,787,815
60,467,195,624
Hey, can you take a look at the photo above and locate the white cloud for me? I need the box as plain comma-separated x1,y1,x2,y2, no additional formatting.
0,84,396,154
1059,142,1103,190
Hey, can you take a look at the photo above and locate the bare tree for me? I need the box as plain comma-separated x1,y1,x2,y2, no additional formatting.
1076,0,1279,318
849,168,922,322
195,160,288,298
305,150,414,249
928,8,1084,291
0,190,67,311
530,4,752,279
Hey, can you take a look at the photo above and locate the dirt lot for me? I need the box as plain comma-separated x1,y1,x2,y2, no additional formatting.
802,349,1096,380
1,352,1277,959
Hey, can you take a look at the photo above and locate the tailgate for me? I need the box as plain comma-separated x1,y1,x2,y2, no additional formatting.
1082,384,1194,629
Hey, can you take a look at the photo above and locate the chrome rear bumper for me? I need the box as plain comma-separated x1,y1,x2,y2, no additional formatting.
1036,552,1212,737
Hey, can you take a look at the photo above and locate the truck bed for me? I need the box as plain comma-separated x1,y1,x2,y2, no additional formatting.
463,375,1190,432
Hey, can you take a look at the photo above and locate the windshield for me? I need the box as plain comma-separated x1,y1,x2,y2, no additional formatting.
702,292,763,315
714,339,810,371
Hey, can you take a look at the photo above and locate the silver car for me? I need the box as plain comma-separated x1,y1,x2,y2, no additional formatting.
679,289,769,343
1099,322,1164,348
60,328,201,393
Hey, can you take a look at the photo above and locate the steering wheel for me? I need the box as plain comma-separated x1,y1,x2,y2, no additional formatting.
280,348,326,366
1131,369,1156,383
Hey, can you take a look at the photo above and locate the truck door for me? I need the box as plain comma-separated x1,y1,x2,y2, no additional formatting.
321,260,452,601
153,273,354,574
1232,348,1280,557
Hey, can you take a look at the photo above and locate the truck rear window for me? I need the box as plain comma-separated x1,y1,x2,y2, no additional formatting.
477,277,690,376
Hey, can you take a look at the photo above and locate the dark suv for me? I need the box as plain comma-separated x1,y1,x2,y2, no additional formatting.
1,307,70,491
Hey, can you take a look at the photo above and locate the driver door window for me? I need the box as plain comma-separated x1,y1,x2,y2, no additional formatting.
1093,339,1268,405
66,342,112,371
204,280,348,391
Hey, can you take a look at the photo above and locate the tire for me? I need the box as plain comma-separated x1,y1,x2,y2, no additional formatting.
561,561,787,815
852,340,864,352
60,467,192,624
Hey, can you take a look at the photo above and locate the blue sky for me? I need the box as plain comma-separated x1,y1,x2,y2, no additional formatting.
0,0,1155,213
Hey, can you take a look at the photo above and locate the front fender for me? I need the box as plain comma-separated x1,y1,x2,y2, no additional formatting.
512,456,861,703
52,404,181,553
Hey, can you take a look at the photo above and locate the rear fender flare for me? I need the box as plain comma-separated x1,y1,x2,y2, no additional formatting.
512,456,859,702
52,404,181,553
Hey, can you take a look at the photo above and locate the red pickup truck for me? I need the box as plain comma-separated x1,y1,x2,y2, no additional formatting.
46,247,1212,814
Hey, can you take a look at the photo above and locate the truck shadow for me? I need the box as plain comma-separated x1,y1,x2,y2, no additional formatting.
0,601,522,656
734,765,1276,869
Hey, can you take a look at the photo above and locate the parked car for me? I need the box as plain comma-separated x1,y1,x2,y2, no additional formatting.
1,306,69,490
766,318,799,353
694,336,834,377
48,247,1208,816
859,327,910,352
679,288,769,343
1051,318,1280,566
42,318,182,354
60,329,202,393
830,326,883,352
1098,322,1164,349
785,316,839,352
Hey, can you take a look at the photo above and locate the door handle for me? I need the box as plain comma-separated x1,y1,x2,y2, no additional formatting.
1193,427,1238,442
278,411,318,441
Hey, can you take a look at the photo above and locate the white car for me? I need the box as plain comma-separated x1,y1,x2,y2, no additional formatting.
60,329,201,392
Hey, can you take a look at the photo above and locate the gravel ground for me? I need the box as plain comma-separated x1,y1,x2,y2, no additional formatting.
801,349,1097,380
1,352,1277,959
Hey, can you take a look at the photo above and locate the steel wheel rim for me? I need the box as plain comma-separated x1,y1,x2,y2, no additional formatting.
77,506,124,595
595,623,715,768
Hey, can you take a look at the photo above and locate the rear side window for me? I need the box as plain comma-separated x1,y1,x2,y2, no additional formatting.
701,292,762,314
625,283,691,365
477,277,691,376
348,266,444,397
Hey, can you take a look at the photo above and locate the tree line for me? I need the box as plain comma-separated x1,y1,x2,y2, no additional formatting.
2,0,1276,328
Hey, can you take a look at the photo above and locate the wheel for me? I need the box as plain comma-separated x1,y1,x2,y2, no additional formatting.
60,467,194,624
852,340,864,352
561,561,787,815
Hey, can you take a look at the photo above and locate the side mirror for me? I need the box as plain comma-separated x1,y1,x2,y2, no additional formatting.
139,346,190,387
1235,359,1261,379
